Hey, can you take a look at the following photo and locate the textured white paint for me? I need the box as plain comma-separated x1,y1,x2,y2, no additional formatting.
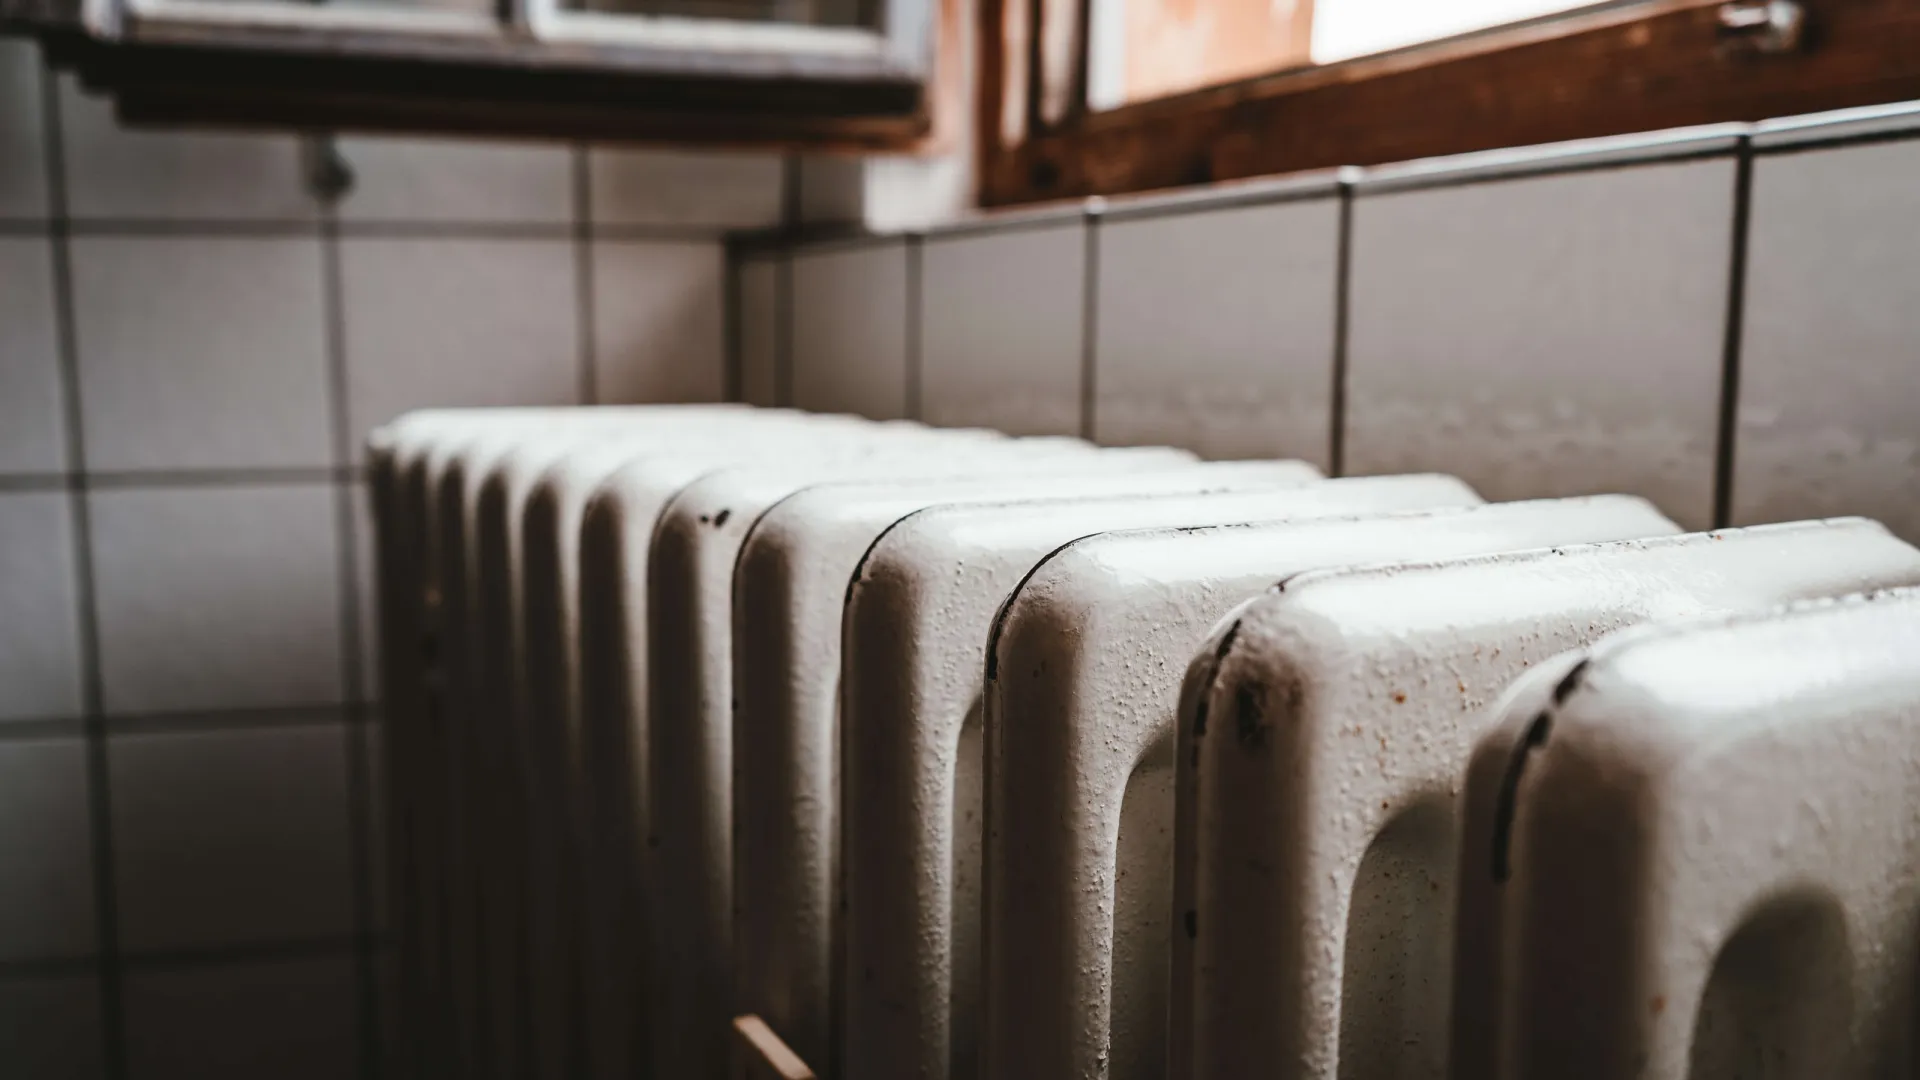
470,413,796,1080
520,414,902,1080
497,417,1013,1080
399,407,957,1080
556,416,1020,1080
983,496,1682,1080
733,460,1325,1073
643,440,1201,1080
371,406,742,1080
840,473,1487,1080
1181,519,1920,1080
1468,588,1920,1078
369,411,510,1080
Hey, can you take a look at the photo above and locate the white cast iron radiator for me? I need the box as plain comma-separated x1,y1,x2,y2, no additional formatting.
367,405,1920,1080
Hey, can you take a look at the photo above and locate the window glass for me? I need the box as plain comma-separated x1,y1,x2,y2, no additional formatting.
1089,0,1606,111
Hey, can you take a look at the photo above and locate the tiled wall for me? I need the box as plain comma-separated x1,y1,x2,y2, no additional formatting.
0,39,778,1079
11,22,1920,1077
742,111,1920,542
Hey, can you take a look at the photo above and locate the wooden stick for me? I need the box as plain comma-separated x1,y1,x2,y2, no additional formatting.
733,1015,817,1080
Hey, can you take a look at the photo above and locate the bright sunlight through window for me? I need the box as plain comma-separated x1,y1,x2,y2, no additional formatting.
1089,0,1605,111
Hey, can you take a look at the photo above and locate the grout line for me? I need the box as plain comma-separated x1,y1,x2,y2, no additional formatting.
780,154,804,234
0,707,369,747
85,466,360,489
0,703,375,738
340,221,566,240
1329,183,1354,478
775,156,801,409
0,717,89,742
49,217,728,242
574,146,600,406
39,65,129,1080
105,703,369,737
119,935,378,973
1079,213,1100,442
319,196,384,1080
722,239,744,404
904,235,923,420
1712,139,1755,531
0,935,385,983
0,473,70,492
591,224,735,244
775,254,796,408
63,218,324,237
0,954,104,980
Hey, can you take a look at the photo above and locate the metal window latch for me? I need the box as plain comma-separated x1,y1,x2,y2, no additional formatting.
1717,0,1807,57
301,133,356,203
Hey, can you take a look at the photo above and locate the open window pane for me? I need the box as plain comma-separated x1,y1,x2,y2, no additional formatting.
1089,0,1611,111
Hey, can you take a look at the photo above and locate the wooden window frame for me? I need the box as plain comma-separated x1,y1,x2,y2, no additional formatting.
977,0,1920,208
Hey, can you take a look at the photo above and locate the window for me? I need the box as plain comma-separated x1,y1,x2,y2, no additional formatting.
1309,0,1603,63
3,0,943,145
983,0,1920,207
1088,0,1614,111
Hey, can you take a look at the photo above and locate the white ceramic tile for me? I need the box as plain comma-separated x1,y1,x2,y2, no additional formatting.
588,148,783,229
791,241,909,419
123,954,358,1080
90,485,344,715
862,153,970,233
71,236,333,471
0,975,105,1080
340,238,580,459
1346,159,1735,530
1734,139,1920,543
921,222,1085,436
335,135,572,224
57,77,315,222
739,255,782,407
111,725,354,951
0,238,65,474
0,41,48,220
1095,199,1338,464
0,740,94,959
590,240,726,404
798,155,864,224
0,492,84,723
